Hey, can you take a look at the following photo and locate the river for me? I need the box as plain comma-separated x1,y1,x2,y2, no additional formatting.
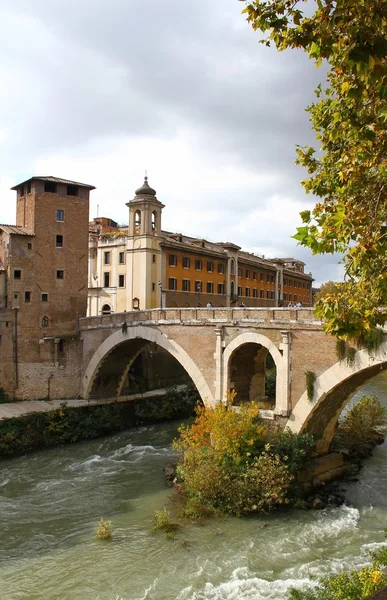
0,371,386,600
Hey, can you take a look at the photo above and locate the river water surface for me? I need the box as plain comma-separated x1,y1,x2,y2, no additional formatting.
0,371,386,600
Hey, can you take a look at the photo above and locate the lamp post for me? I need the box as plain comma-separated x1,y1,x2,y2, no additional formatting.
158,281,163,309
196,281,202,307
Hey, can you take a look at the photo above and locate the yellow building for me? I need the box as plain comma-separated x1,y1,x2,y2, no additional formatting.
87,177,313,315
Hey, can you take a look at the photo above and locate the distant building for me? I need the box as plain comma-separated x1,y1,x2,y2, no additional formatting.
88,177,313,315
0,176,95,399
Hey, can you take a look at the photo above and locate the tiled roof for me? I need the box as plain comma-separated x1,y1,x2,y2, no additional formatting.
11,176,96,190
0,224,34,236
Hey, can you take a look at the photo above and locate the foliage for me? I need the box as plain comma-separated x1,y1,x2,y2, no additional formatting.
313,281,344,306
135,385,199,421
243,0,387,342
337,394,387,457
268,429,315,473
357,327,384,354
336,339,347,362
289,531,387,599
152,508,179,539
305,371,315,402
174,403,315,516
346,346,357,367
95,518,112,540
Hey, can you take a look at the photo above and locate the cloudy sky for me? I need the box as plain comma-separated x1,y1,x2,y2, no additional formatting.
0,0,343,286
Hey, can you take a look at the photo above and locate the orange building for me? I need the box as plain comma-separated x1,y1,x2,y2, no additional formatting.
88,177,313,314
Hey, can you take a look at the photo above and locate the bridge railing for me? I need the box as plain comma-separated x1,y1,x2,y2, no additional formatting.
79,307,321,329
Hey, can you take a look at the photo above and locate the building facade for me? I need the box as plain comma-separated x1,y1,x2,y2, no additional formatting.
88,178,313,315
0,176,95,399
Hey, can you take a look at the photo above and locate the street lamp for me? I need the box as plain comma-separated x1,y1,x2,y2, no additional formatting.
158,281,163,308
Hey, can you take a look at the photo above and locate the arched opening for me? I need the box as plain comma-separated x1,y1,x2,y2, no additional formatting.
83,326,214,407
134,210,141,234
228,342,276,408
230,259,235,275
42,316,49,328
101,304,112,315
287,346,387,454
151,211,157,234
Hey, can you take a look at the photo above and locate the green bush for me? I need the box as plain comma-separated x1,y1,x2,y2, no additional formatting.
95,518,112,540
174,403,312,516
289,533,387,599
337,395,387,457
152,508,179,539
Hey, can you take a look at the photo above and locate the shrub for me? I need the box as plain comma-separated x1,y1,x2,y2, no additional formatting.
305,371,316,402
336,339,346,362
95,518,112,540
152,508,179,539
338,395,387,457
268,429,315,473
174,403,301,516
346,346,356,367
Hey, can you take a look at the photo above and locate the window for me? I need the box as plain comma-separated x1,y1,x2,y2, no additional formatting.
58,339,65,353
266,274,270,283
207,261,213,273
253,288,258,298
195,281,202,293
260,273,264,282
26,182,31,194
284,278,288,286
104,272,110,287
238,267,242,277
217,283,225,294
218,263,224,274
253,271,257,280
41,293,48,302
152,282,155,292
195,259,202,271
56,209,64,222
104,251,110,265
260,290,264,299
25,291,31,302
56,235,63,248
303,282,306,289
266,291,270,299
118,252,125,264
206,282,214,294
67,184,78,196
230,259,235,275
151,211,157,233
42,316,49,327
14,269,21,279
102,304,111,315
271,275,275,283
168,277,177,290
284,293,288,301
134,210,141,233
245,287,251,297
27,242,32,250
56,270,64,279
271,291,275,299
182,279,190,292
169,254,177,267
152,254,156,263
183,256,190,269
245,269,250,279
238,286,242,296
118,274,125,287
44,181,57,193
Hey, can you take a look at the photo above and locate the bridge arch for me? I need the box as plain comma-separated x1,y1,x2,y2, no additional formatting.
222,332,288,412
83,325,214,406
286,342,387,454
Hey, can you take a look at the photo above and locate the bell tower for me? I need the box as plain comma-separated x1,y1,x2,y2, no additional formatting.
126,175,164,309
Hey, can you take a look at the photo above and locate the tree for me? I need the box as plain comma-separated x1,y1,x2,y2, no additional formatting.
242,0,387,342
313,280,344,304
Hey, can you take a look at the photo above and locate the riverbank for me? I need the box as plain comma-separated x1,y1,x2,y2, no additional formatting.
0,385,199,460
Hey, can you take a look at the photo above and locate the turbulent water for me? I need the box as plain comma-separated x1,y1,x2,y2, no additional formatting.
0,371,386,600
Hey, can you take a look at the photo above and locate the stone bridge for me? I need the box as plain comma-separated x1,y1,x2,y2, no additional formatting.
80,307,387,453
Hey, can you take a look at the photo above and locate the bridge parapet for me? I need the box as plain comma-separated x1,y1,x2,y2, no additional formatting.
80,307,321,330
